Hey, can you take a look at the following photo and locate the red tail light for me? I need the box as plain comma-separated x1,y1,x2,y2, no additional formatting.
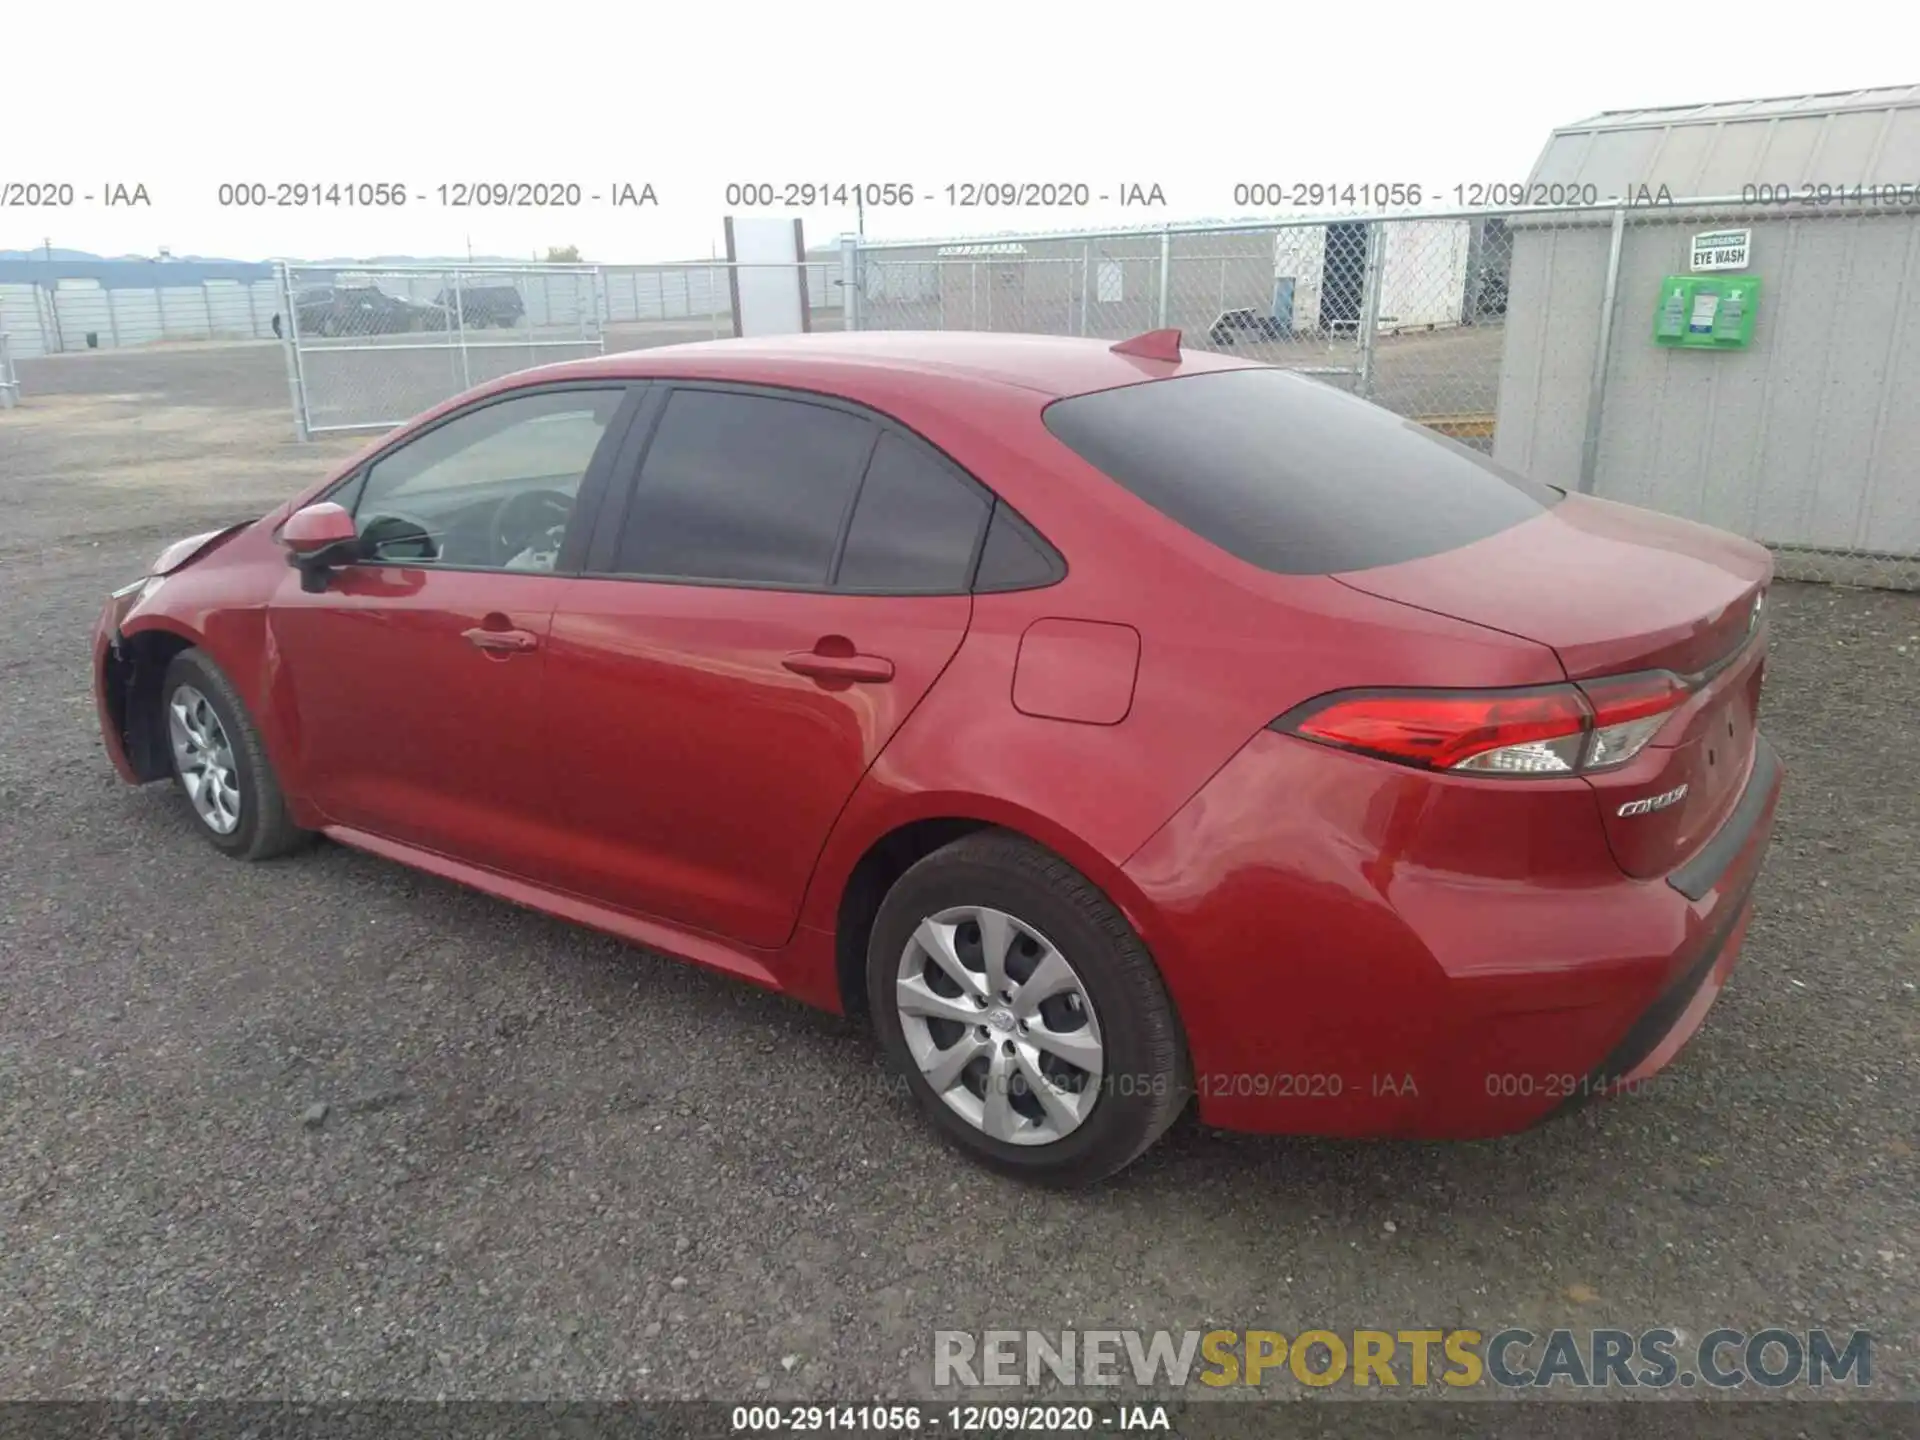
1274,673,1689,776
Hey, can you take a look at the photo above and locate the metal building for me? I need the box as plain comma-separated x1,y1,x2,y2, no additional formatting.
0,259,281,356
1493,86,1920,578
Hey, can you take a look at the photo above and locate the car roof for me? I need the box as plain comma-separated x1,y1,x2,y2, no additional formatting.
529,330,1258,402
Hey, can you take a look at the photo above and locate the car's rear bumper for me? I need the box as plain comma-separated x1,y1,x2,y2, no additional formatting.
1121,728,1784,1139
1538,734,1781,1119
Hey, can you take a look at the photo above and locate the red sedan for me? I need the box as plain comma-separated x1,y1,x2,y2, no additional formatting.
92,329,1782,1185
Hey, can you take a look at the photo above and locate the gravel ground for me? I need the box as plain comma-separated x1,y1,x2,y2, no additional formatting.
0,345,1915,1408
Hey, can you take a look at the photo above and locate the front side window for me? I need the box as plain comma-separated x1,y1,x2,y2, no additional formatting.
351,388,623,571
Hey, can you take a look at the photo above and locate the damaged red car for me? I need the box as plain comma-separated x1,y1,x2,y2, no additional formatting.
93,329,1782,1185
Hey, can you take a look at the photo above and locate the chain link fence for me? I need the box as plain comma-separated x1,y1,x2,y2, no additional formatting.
849,199,1920,591
849,219,1507,437
280,263,606,436
281,260,850,436
598,260,845,333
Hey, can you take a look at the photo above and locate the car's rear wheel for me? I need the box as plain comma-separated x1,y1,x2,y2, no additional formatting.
867,831,1189,1186
161,649,309,861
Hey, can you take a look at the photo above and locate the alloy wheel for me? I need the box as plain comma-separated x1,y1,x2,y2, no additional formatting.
894,905,1104,1146
168,684,242,835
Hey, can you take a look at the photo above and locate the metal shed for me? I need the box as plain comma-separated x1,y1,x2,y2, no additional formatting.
1492,86,1920,582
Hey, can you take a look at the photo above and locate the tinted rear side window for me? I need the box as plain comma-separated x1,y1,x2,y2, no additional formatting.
613,390,875,585
1042,368,1559,575
835,433,990,592
974,504,1065,592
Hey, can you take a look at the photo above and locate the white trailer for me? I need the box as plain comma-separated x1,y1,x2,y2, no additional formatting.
1272,218,1474,334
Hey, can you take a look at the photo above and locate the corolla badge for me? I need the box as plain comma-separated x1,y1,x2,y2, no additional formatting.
1618,784,1689,818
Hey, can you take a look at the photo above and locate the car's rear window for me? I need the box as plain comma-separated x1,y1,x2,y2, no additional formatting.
1041,367,1560,575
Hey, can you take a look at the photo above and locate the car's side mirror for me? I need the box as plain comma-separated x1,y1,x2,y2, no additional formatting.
280,502,362,592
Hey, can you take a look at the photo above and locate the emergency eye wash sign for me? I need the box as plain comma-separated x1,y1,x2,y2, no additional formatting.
1690,228,1752,270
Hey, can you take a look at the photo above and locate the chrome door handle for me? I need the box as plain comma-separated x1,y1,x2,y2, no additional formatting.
462,627,539,653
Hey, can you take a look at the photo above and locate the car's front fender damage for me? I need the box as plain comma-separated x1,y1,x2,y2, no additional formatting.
96,615,195,784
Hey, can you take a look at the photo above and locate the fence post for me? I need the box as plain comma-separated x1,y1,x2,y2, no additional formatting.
0,332,16,408
449,270,472,390
1578,207,1628,494
840,235,861,331
1156,229,1171,327
1356,221,1387,398
276,263,310,441
40,283,63,354
1080,242,1092,336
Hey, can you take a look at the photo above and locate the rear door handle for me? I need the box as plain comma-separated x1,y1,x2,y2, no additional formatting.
782,651,895,684
462,626,539,653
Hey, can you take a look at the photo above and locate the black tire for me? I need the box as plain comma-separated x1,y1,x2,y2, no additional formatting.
160,649,311,861
867,830,1189,1186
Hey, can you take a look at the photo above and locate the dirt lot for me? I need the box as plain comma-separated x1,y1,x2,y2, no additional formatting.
0,343,1916,1409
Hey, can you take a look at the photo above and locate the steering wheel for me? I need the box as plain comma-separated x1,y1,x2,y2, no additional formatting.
490,488,574,565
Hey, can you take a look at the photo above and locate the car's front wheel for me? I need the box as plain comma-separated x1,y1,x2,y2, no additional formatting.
868,831,1189,1186
161,649,310,861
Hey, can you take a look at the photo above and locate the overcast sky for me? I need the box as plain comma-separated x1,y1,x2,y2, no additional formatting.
5,1,1908,263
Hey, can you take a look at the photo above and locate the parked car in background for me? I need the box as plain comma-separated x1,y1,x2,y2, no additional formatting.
436,283,527,329
294,285,442,338
1207,308,1293,345
91,329,1782,1187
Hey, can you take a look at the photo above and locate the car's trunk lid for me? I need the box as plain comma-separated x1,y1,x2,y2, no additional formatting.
1335,492,1772,880
1334,492,1768,678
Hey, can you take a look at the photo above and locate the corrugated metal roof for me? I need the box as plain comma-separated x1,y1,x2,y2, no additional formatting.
1528,85,1920,196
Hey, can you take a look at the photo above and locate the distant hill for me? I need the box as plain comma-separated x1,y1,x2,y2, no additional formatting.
0,248,203,263
290,255,533,266
0,247,532,265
